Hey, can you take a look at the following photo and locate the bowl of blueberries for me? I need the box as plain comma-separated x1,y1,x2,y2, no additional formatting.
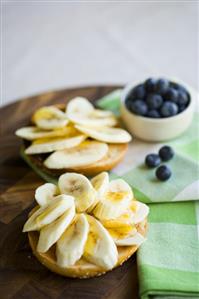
121,77,194,142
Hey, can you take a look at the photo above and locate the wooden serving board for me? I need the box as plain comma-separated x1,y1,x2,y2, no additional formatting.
0,86,139,299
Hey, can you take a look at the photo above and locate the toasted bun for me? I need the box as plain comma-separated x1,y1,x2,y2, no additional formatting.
25,143,128,177
28,216,147,278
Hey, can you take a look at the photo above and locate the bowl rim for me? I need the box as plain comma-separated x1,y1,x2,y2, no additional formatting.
121,79,194,123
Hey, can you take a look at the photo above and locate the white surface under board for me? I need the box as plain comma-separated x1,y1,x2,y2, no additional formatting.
1,1,198,106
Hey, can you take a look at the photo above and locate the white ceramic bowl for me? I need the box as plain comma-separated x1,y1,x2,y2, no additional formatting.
121,79,195,142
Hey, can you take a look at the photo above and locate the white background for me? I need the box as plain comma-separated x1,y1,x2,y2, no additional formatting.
1,1,198,106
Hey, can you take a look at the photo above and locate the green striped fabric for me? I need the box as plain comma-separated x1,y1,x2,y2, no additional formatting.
97,89,199,299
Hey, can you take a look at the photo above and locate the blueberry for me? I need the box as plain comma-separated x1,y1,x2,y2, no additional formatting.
156,165,171,181
164,88,179,103
177,90,189,106
144,78,157,92
178,105,186,113
175,83,188,93
131,84,146,99
146,94,163,109
125,97,132,110
145,154,161,168
147,110,161,118
130,100,148,116
155,78,169,94
160,101,178,117
159,145,174,161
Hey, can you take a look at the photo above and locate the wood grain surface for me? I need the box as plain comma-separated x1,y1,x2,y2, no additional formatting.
0,86,139,299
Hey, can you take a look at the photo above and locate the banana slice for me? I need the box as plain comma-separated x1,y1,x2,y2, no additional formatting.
23,195,74,232
32,106,69,130
37,205,75,253
35,183,58,206
83,215,118,270
130,202,149,224
108,225,137,240
66,97,94,115
93,179,133,220
25,135,86,155
106,201,149,246
114,231,146,246
75,125,132,143
67,97,117,127
101,201,137,230
58,173,96,212
15,126,78,141
56,214,89,267
87,172,109,213
91,172,109,197
91,109,114,118
44,140,108,169
101,213,134,230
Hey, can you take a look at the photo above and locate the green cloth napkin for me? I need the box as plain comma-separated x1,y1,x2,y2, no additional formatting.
97,89,199,299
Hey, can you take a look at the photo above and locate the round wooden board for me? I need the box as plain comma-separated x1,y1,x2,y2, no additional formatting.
0,86,139,299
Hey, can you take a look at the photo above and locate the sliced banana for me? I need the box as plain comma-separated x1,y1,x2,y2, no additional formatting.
23,195,74,232
71,114,117,127
130,202,149,224
44,140,108,169
101,201,137,230
66,97,94,115
91,109,114,118
35,183,58,206
58,173,96,212
101,213,134,230
56,214,89,267
108,225,137,241
93,179,133,220
15,126,78,141
25,135,86,155
114,231,146,246
32,106,69,130
107,202,148,246
37,205,75,253
83,215,118,270
87,172,109,213
67,97,117,127
75,125,132,143
91,172,109,197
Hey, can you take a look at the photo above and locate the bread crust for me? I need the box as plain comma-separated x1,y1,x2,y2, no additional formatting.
28,215,147,278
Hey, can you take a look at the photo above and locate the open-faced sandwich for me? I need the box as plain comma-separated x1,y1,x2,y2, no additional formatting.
23,172,149,278
16,97,132,179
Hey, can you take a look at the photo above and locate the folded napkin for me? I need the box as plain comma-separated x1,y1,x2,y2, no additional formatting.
97,89,199,298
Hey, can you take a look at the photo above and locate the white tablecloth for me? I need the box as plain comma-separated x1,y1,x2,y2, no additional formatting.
1,1,198,106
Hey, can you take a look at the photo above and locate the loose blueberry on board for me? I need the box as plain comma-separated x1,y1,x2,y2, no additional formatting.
156,165,172,181
160,101,178,117
159,146,174,161
145,154,161,168
164,88,179,103
146,94,163,109
147,110,161,118
144,78,157,92
155,78,169,94
130,100,148,116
